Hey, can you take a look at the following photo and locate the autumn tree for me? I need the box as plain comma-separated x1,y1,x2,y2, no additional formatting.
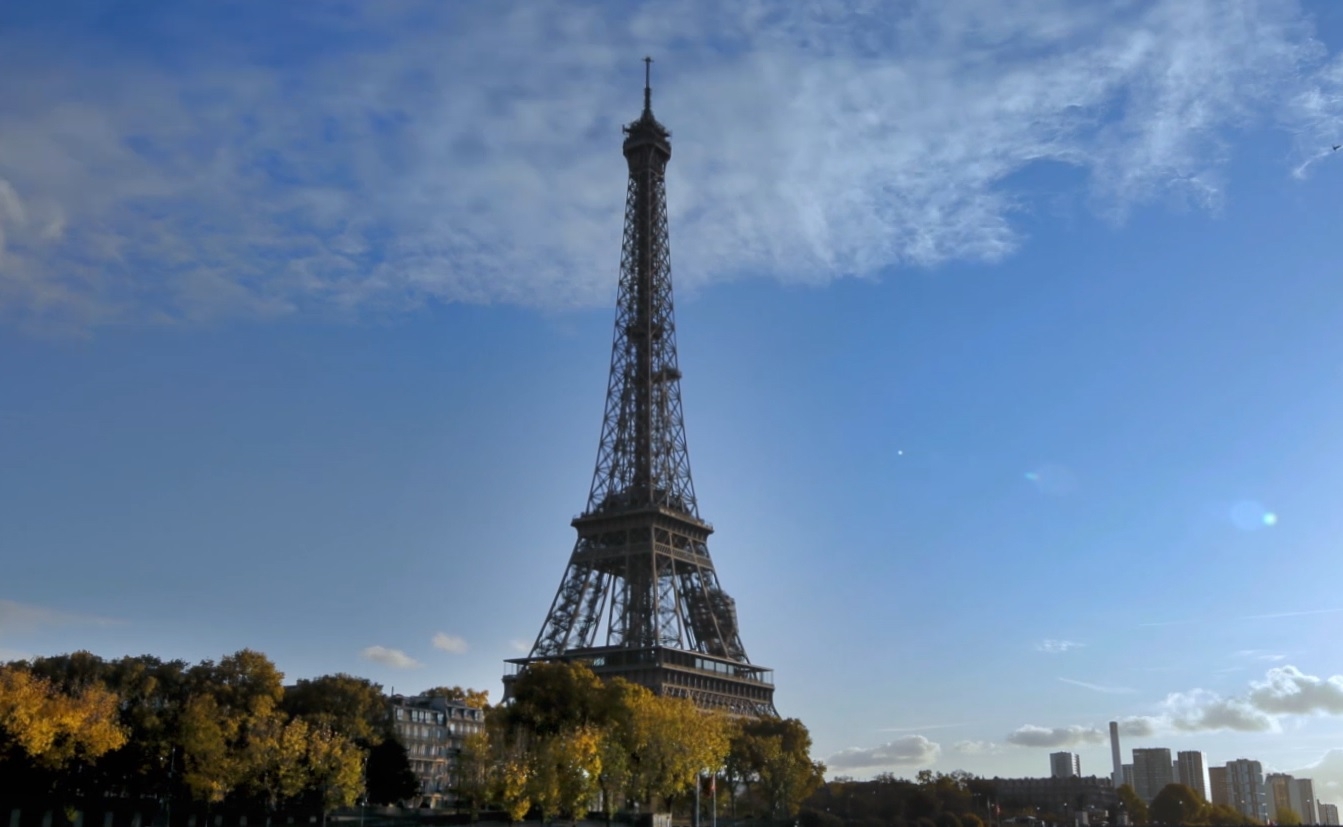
530,725,604,825
457,730,494,820
301,725,365,810
179,649,293,804
624,691,730,811
0,664,128,769
422,686,491,710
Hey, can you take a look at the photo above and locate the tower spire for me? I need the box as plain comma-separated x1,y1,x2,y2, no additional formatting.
503,63,777,718
643,55,653,114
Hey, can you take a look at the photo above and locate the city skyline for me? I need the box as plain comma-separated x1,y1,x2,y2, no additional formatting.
2,0,1343,806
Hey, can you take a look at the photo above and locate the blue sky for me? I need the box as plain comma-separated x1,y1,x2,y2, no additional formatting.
3,0,1343,799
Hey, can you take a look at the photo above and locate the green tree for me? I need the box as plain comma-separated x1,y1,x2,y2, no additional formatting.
1117,784,1149,826
1150,784,1204,825
1274,809,1301,827
457,730,493,820
1203,804,1251,826
728,717,824,820
502,662,608,737
283,674,391,745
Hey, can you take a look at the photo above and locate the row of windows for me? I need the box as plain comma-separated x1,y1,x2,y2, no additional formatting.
395,722,481,741
393,704,485,725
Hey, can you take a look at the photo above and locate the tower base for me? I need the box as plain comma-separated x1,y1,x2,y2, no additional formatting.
504,645,776,717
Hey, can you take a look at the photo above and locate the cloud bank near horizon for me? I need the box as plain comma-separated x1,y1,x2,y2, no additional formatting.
1,0,1342,332
1009,665,1343,746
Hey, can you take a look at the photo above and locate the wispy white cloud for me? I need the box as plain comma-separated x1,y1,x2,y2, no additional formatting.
1058,677,1136,694
1037,639,1085,654
877,722,969,733
1141,607,1343,628
1233,649,1288,662
431,632,469,654
0,0,1340,332
0,598,119,633
828,736,942,770
360,645,422,669
509,639,532,654
1240,608,1343,621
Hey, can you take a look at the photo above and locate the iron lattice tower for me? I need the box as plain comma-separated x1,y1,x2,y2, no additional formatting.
505,60,776,717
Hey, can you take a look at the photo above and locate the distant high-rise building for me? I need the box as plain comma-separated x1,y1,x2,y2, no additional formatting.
1295,778,1317,825
1133,748,1175,803
1269,773,1296,822
1209,767,1231,808
1227,759,1269,823
1176,751,1210,802
1319,802,1339,825
1123,764,1134,788
1052,751,1082,778
1109,722,1123,788
1266,773,1316,823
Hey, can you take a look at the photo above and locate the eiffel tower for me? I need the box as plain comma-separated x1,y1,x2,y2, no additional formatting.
504,60,777,717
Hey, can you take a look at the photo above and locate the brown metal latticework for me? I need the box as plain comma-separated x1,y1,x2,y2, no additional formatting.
504,61,776,717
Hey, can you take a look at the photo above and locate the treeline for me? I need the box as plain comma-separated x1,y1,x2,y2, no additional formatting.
1120,783,1269,826
802,771,996,827
798,776,1268,827
0,651,826,822
0,650,426,813
462,661,825,823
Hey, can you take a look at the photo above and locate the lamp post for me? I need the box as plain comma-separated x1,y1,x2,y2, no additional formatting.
695,772,701,827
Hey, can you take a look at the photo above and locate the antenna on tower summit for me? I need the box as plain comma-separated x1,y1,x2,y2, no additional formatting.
643,56,653,112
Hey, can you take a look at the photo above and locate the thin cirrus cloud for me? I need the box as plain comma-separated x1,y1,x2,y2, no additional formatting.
431,632,469,654
0,598,120,633
360,645,422,670
827,735,942,770
1,0,1342,332
1058,677,1137,694
1036,639,1085,654
1009,665,1343,746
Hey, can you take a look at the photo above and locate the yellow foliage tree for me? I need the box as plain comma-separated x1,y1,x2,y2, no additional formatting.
0,665,128,769
498,752,533,823
627,692,730,811
304,725,364,810
458,730,494,818
530,726,604,825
